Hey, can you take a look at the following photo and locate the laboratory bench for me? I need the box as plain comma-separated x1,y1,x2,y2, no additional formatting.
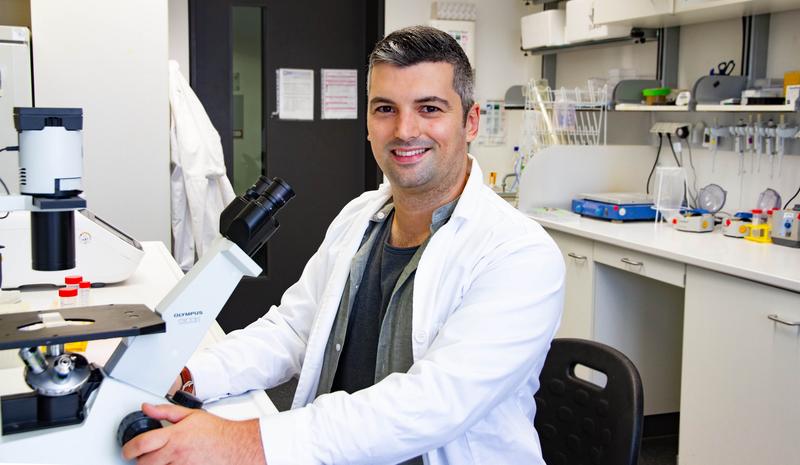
0,242,277,443
530,213,800,465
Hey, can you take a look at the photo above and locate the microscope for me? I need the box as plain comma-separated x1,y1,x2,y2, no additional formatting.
0,107,294,463
0,107,87,271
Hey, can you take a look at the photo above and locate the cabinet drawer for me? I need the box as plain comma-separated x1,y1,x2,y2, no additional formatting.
593,242,685,287
548,229,593,263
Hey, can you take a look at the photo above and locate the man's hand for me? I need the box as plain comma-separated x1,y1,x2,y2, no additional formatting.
121,402,267,465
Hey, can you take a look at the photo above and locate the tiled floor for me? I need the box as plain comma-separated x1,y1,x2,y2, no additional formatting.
639,435,679,465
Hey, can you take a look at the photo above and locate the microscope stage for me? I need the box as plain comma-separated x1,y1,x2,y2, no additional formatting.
0,304,165,349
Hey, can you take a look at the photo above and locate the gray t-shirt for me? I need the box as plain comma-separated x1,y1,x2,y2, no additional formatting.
330,211,418,393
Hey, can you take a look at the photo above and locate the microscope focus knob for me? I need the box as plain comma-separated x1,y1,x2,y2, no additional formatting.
117,411,163,447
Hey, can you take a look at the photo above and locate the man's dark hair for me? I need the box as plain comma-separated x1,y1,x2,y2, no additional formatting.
368,25,475,124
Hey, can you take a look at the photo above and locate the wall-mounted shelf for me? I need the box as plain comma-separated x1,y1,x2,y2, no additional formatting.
694,104,798,112
615,104,689,112
611,78,799,113
522,28,658,56
614,103,798,113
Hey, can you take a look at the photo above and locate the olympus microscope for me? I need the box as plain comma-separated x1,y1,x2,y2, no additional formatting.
0,107,295,463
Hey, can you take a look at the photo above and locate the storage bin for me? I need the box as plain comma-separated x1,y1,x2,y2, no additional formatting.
521,10,566,49
565,0,630,43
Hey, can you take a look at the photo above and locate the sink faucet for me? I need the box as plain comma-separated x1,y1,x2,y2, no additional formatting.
502,174,518,193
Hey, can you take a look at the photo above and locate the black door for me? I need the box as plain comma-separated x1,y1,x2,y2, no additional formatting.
190,0,383,332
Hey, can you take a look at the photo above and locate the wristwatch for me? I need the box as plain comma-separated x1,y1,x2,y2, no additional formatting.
179,366,195,394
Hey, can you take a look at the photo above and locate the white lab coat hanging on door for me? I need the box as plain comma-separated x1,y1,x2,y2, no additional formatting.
168,60,236,271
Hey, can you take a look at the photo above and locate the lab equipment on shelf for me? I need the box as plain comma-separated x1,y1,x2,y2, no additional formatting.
642,87,671,105
521,79,608,159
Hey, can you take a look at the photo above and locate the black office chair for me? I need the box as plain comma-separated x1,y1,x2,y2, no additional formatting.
534,338,643,465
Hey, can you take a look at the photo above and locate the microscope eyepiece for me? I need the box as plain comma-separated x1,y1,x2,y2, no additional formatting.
256,178,295,215
221,177,294,256
243,176,273,201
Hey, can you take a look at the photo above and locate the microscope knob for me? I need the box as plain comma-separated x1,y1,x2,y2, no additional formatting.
117,411,163,447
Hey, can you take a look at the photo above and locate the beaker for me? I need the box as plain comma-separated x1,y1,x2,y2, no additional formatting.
653,167,687,222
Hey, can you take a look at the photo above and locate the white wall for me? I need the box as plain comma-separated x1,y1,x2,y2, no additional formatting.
385,0,544,103
677,18,742,89
767,8,800,79
556,42,658,88
30,0,171,245
169,0,190,81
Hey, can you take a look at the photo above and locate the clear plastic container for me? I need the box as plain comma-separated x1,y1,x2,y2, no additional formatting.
78,281,91,306
653,167,687,221
58,288,78,307
64,275,83,290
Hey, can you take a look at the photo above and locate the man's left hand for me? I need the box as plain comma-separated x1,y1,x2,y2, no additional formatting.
121,402,267,465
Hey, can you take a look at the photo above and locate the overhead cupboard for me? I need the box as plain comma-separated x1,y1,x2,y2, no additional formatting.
593,0,800,27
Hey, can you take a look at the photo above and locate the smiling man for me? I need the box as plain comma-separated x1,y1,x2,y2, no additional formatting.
123,26,564,465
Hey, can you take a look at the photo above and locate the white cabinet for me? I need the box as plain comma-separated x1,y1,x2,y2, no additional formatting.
680,266,800,465
673,0,750,12
595,0,799,27
547,228,684,415
593,0,674,25
547,229,595,340
593,241,685,288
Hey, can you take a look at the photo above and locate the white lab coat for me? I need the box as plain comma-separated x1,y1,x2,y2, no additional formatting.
168,60,236,271
188,158,565,464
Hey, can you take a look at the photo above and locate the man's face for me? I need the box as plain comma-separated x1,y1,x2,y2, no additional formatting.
367,62,479,193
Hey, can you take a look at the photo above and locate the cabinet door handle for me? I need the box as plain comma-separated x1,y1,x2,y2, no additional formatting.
567,252,587,261
767,314,800,327
620,257,643,266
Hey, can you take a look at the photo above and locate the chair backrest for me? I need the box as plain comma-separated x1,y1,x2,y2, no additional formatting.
534,338,643,465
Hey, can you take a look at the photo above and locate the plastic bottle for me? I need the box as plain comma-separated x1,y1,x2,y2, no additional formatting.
78,281,91,306
489,172,501,193
59,287,89,352
64,275,83,290
59,288,78,307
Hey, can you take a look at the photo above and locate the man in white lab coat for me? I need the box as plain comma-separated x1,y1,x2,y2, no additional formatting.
123,26,565,465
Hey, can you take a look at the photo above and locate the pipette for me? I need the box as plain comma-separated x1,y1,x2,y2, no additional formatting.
704,123,727,172
753,116,764,172
764,119,777,178
729,119,748,176
745,115,755,172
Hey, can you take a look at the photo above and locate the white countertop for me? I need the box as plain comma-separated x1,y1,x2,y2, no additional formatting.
530,214,800,293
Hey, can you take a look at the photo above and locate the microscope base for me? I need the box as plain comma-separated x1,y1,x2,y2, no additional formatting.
0,376,164,464
1,366,103,435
